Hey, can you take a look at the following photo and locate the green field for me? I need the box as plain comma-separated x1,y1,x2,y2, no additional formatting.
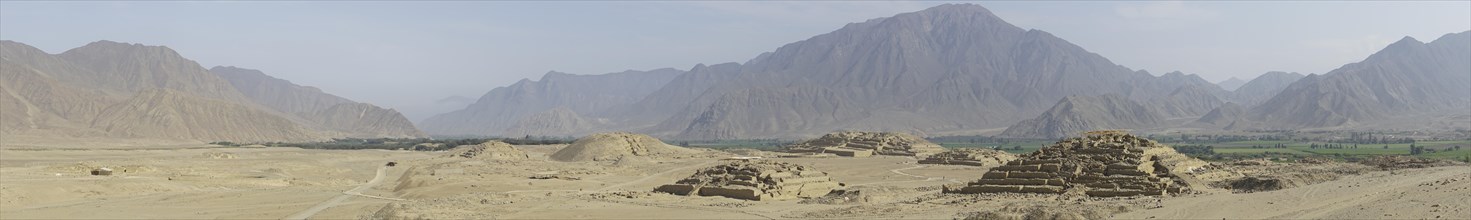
1160,140,1471,161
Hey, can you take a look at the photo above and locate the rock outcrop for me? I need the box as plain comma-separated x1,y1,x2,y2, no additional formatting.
655,160,841,201
549,132,699,162
447,141,529,160
785,131,946,157
919,148,1016,166
946,131,1208,197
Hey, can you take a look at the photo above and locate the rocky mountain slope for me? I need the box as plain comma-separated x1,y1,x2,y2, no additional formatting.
1149,85,1226,118
1194,102,1246,127
1230,71,1305,107
1217,77,1247,91
425,4,1227,139
211,66,424,138
419,69,683,136
0,40,423,143
1246,31,1471,128
999,94,1165,139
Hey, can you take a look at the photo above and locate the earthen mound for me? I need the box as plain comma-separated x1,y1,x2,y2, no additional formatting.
945,130,1208,197
550,132,697,162
920,148,1017,166
447,141,529,160
655,160,842,201
785,131,945,157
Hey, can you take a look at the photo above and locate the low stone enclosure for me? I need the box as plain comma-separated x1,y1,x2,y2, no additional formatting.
655,160,841,201
785,131,946,158
945,130,1208,197
919,148,1017,166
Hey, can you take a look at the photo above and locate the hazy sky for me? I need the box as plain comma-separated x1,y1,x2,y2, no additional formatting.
2,1,1468,121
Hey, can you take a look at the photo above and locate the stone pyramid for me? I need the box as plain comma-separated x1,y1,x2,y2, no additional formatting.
945,130,1207,197
919,148,1017,166
785,131,945,157
655,160,841,201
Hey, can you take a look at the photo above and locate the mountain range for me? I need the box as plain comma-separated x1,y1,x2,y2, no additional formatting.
0,40,424,144
420,4,1252,139
424,4,1469,139
5,3,1466,143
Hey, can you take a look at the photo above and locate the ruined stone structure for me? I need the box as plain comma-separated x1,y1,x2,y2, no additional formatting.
655,160,841,201
945,130,1207,197
785,131,945,157
919,148,1017,166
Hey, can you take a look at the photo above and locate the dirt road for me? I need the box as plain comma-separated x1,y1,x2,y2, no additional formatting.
283,165,390,220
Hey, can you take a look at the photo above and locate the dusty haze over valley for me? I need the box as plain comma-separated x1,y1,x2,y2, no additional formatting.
1,2,1469,220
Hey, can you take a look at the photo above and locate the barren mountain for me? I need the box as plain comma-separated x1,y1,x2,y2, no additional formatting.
211,66,424,138
1148,85,1226,118
649,5,1225,139
302,102,424,138
419,69,683,136
422,4,1296,140
502,107,606,137
1247,31,1471,128
1194,102,1246,127
1216,77,1247,91
999,94,1165,139
1230,71,1305,106
89,89,325,142
1,40,420,143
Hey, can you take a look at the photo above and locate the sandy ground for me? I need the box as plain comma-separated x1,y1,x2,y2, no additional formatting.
3,143,1467,219
1116,166,1471,219
0,145,433,219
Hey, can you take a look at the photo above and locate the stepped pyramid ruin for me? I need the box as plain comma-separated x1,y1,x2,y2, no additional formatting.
655,160,841,201
919,148,1017,166
785,131,946,157
945,130,1207,197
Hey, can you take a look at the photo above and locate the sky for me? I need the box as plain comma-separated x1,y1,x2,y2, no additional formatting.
2,1,1468,121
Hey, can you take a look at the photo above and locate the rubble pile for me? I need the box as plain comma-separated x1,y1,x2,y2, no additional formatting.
655,160,842,201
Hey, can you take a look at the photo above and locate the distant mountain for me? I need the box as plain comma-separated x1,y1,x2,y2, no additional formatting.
89,89,323,142
418,69,683,136
1229,71,1305,107
423,4,1239,140
1194,102,1245,127
1000,94,1165,139
1148,85,1225,118
1246,31,1471,128
1,40,424,143
211,66,424,138
502,107,606,137
1217,77,1247,91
